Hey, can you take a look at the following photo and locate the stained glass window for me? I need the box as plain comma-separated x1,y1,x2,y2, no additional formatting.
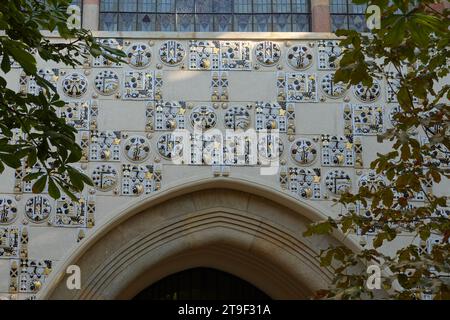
99,0,311,31
330,0,367,32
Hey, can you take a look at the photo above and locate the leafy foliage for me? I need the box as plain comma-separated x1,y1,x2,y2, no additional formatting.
304,0,449,299
0,0,125,200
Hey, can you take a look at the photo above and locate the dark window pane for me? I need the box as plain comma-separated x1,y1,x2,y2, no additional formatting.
348,14,366,31
99,0,312,32
350,4,366,14
100,12,118,30
119,0,137,12
177,13,195,31
158,0,175,12
119,13,137,30
331,14,347,31
253,0,271,13
214,14,232,31
253,14,271,32
330,1,367,31
330,0,347,13
273,0,291,13
292,0,308,13
234,0,252,13
138,0,156,12
234,14,252,31
213,0,232,13
196,0,213,13
273,14,291,32
196,14,213,31
292,14,309,31
157,13,176,31
101,0,118,11
176,0,195,13
137,13,156,30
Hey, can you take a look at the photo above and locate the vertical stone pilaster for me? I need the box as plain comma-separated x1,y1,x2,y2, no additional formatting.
82,0,100,31
311,0,331,32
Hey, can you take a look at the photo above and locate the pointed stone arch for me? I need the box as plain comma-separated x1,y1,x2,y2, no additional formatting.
39,178,359,300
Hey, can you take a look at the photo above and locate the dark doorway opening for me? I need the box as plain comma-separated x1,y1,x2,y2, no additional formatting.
133,267,271,300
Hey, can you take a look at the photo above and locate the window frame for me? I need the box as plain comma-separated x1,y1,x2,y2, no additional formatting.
329,0,367,32
98,0,311,32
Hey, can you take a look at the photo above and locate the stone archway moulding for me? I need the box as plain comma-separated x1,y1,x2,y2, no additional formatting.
37,178,360,300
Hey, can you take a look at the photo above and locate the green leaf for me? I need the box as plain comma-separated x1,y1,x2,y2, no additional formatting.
382,188,394,208
23,171,44,182
67,167,84,191
5,41,37,74
0,153,21,168
67,147,82,163
1,53,11,73
48,178,61,199
78,171,94,186
32,175,47,194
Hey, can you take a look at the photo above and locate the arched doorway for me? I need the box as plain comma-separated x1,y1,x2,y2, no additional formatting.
133,268,271,300
38,179,360,300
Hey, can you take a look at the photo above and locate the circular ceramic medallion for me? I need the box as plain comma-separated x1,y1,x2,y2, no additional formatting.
62,72,88,98
0,197,18,224
255,41,281,66
123,135,151,162
353,80,381,102
290,138,317,165
287,44,313,70
126,42,152,68
190,106,217,129
159,40,186,66
25,196,52,223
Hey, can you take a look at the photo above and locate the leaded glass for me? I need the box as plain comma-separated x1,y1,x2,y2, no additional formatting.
330,0,367,31
158,13,175,31
196,0,212,13
196,14,214,31
176,0,195,13
119,13,137,31
138,0,156,12
254,14,271,32
253,0,272,13
214,14,233,32
101,0,118,11
330,0,347,13
331,15,347,30
157,0,175,12
100,12,118,31
234,14,253,32
138,13,156,30
273,0,290,13
273,14,291,32
119,0,137,12
99,0,311,31
292,14,309,31
348,14,365,31
213,0,233,13
292,0,309,12
177,13,195,32
234,0,252,13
